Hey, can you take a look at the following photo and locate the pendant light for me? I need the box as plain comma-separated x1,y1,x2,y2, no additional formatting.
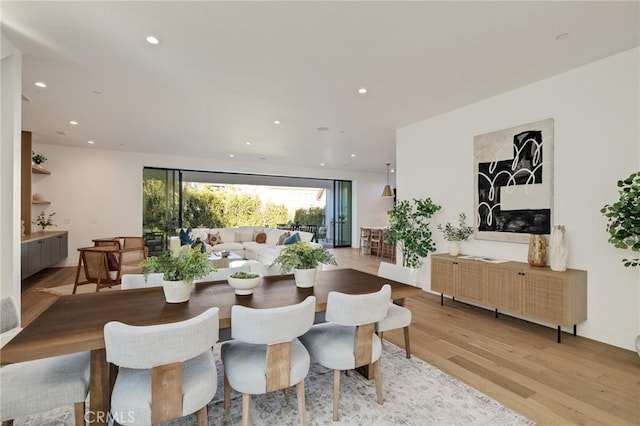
382,163,394,197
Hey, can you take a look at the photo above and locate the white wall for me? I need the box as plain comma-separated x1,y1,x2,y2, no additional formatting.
1,31,22,321
29,144,391,266
397,48,640,351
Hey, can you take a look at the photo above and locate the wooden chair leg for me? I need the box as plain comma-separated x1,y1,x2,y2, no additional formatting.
404,326,411,358
3,419,14,426
224,374,231,412
242,393,251,426
332,369,341,421
379,331,384,342
72,255,83,294
373,360,384,405
73,402,85,426
195,405,208,426
296,381,306,426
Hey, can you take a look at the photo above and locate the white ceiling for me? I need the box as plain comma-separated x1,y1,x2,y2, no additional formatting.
2,1,638,174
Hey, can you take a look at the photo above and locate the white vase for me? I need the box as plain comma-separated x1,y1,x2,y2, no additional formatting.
448,241,460,257
549,225,568,272
293,267,317,288
162,280,192,303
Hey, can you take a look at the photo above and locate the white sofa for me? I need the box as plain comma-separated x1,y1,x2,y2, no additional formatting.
170,226,319,275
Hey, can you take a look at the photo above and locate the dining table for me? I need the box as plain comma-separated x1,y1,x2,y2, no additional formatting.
0,268,422,425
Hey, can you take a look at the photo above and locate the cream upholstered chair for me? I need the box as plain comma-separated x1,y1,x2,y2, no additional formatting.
120,273,164,289
221,296,316,426
376,262,419,358
0,297,90,426
104,307,219,425
299,285,391,421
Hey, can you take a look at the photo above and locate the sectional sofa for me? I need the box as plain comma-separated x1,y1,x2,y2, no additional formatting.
170,226,318,275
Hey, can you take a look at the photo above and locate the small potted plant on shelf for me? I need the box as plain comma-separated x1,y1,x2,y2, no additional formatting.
227,271,263,296
437,212,474,257
31,151,47,166
32,211,56,233
140,248,213,303
271,241,337,288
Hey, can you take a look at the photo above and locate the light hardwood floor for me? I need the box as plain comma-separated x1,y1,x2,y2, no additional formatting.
20,248,640,425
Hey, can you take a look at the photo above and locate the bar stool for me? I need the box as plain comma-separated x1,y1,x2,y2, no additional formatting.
369,229,383,257
360,227,372,255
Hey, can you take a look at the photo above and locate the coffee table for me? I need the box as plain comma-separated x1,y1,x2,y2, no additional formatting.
208,250,243,268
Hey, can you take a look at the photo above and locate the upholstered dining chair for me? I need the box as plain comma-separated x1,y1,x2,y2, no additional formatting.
221,296,316,426
299,285,391,421
104,307,219,425
120,272,164,290
0,297,91,426
376,262,419,358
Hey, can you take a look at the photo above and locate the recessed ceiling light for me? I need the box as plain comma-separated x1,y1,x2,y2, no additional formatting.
350,154,356,157
146,35,160,45
229,154,235,158
87,140,94,145
320,163,325,166
391,169,395,173
69,121,78,126
273,120,281,125
35,82,47,88
245,142,251,145
358,88,367,94
555,33,570,41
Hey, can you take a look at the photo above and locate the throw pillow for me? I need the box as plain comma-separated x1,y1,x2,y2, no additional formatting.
283,232,301,245
255,232,267,244
208,232,223,246
277,232,290,246
191,238,206,253
179,227,194,246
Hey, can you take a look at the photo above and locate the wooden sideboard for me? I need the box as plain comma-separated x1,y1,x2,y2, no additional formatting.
430,253,587,342
21,231,69,281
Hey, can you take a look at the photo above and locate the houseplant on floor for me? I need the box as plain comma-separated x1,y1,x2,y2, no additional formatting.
437,212,474,256
386,198,441,268
140,247,213,303
271,241,337,287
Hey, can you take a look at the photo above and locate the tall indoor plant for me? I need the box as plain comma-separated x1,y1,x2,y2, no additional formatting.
271,241,337,287
601,171,640,267
386,198,441,268
140,247,213,303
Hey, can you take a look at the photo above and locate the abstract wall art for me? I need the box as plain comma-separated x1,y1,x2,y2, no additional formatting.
473,118,554,243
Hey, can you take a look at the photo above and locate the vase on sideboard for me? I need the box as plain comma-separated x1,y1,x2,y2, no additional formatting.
448,241,460,257
528,234,546,267
549,225,568,272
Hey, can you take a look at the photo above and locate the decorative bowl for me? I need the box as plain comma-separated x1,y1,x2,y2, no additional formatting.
219,250,230,258
227,272,262,296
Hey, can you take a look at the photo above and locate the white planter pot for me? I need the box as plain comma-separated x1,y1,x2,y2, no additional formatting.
293,267,317,288
448,241,460,257
162,280,192,303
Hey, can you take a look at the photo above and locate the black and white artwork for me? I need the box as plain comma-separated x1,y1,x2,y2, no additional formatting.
473,118,554,243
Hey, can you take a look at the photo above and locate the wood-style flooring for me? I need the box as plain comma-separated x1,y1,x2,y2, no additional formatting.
20,248,640,425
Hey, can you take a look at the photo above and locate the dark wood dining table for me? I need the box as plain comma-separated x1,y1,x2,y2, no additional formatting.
0,268,421,425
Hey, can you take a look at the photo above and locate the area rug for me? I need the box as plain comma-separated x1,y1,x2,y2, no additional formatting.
10,343,534,426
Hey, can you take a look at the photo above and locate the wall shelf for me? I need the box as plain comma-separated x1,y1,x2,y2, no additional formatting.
32,164,51,175
32,200,51,205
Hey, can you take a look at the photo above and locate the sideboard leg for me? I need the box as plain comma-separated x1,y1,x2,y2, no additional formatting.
494,309,498,319
573,324,577,336
440,294,443,306
452,296,455,303
557,326,562,343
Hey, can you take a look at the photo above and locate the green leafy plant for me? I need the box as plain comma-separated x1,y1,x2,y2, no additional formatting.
601,171,640,267
140,248,213,282
271,241,337,273
31,151,47,165
437,212,474,241
229,271,260,279
386,198,442,268
32,211,55,231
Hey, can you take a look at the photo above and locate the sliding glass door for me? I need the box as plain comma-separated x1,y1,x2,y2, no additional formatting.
332,180,352,247
142,168,180,255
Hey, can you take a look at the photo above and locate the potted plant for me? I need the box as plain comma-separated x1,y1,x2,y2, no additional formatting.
227,271,263,295
32,211,55,232
385,198,441,268
437,212,474,256
601,171,640,267
271,241,337,287
31,151,47,166
140,248,213,303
